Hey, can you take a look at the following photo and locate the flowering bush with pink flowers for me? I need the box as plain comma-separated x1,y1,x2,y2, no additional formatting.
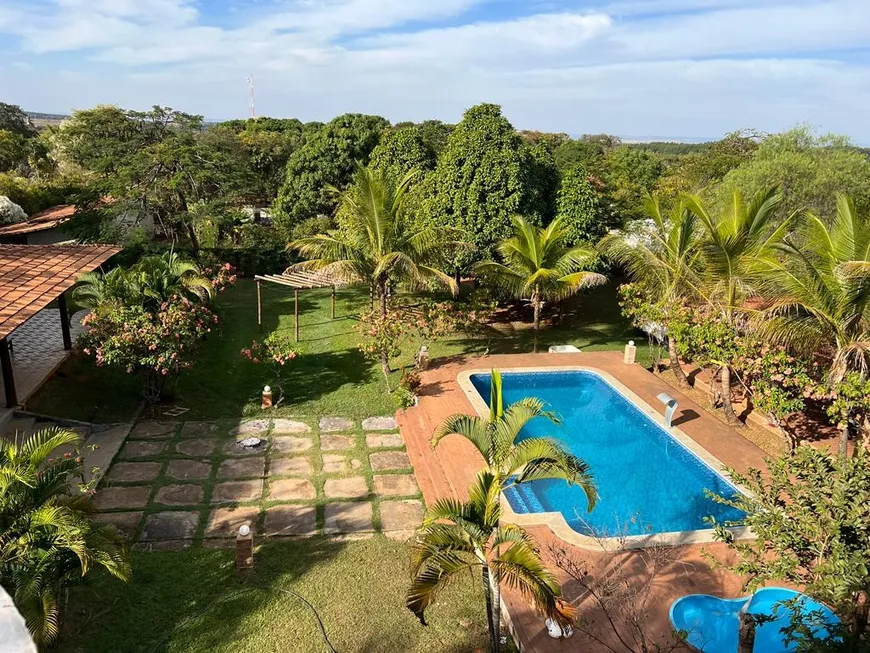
202,262,238,293
241,332,298,405
79,295,218,402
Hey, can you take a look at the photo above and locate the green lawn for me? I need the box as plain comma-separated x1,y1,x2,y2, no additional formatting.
28,278,641,423
59,537,489,653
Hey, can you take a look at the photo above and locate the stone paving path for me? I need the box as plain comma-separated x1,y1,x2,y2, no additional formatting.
93,415,424,550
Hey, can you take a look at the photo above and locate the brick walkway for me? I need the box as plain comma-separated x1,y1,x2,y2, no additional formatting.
398,351,769,652
93,415,424,549
0,307,88,404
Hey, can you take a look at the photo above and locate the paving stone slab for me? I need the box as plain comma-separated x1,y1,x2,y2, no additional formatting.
129,421,177,440
269,456,313,477
166,459,212,481
271,419,311,434
319,417,354,432
324,476,369,499
323,502,373,534
361,416,397,431
379,500,425,532
211,480,264,504
106,462,162,483
365,433,404,448
222,439,270,456
94,485,152,510
320,435,355,451
154,484,204,506
321,454,350,474
373,474,420,497
369,451,412,471
133,540,192,551
119,441,166,459
205,506,260,538
264,505,317,536
269,478,316,500
271,436,312,454
230,419,272,435
180,421,220,438
218,457,266,479
93,511,142,538
140,511,199,541
175,438,217,457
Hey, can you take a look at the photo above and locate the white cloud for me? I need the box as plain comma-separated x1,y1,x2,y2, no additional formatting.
0,0,867,141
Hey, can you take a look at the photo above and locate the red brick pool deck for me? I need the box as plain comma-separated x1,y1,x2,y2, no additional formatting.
397,351,769,652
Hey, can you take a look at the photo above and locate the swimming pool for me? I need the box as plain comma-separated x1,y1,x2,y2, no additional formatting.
467,369,744,538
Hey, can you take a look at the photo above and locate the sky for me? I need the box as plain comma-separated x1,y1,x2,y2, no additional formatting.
1,0,869,142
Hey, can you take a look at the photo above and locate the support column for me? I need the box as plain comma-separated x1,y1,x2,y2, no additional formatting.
294,289,299,342
58,292,72,351
0,337,17,408
256,280,262,332
331,286,336,320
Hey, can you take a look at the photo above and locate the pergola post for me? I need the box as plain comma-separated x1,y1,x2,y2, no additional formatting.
294,289,299,342
256,280,262,332
0,337,16,408
331,286,336,319
58,291,72,351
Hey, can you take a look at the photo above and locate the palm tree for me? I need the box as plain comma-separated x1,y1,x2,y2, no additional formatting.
0,428,131,647
683,187,791,424
475,215,605,352
74,249,213,311
407,470,575,653
290,163,461,321
432,369,598,504
758,194,870,455
600,194,701,387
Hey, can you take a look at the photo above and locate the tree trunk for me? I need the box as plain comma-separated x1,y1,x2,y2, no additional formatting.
455,269,462,298
839,420,850,458
720,365,741,425
533,296,542,354
378,280,391,388
481,565,499,653
668,336,689,388
737,611,756,653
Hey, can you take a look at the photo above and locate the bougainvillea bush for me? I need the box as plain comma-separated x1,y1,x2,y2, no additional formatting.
80,296,218,402
241,332,298,405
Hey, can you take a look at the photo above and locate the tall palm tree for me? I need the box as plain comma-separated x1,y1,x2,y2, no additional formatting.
407,470,575,653
0,428,131,647
475,215,606,352
758,194,870,455
289,163,461,320
600,194,701,387
433,369,598,505
684,187,791,424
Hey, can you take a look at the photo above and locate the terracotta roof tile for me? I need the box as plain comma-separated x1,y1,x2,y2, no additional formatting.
0,244,121,340
0,204,78,236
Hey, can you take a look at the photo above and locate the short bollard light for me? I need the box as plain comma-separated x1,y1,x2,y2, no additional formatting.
261,385,273,409
657,392,678,429
236,523,254,571
623,340,637,364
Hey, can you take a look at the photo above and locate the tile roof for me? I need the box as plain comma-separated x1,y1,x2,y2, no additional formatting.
0,244,121,341
0,204,77,236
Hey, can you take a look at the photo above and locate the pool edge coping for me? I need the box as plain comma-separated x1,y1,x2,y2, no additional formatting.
456,365,754,551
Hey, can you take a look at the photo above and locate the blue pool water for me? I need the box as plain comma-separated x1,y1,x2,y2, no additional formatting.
470,370,744,536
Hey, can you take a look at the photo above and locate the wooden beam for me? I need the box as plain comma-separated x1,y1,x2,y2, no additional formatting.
256,280,262,332
58,292,72,351
0,337,17,408
294,289,299,342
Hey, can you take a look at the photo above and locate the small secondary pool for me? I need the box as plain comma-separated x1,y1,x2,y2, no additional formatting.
469,370,744,537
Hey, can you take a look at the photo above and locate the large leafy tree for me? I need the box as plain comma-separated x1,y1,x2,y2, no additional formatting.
424,104,545,275
475,214,605,351
413,370,596,652
601,195,701,387
758,194,870,455
368,126,436,183
1,428,131,647
603,146,664,223
555,165,608,245
710,446,870,648
272,113,389,236
0,102,36,137
684,187,791,424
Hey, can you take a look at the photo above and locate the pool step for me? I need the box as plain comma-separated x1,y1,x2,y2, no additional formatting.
506,482,545,514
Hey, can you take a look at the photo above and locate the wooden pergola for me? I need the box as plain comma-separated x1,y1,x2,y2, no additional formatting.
254,270,351,341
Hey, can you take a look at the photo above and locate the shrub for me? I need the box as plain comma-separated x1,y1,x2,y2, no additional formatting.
241,332,298,405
